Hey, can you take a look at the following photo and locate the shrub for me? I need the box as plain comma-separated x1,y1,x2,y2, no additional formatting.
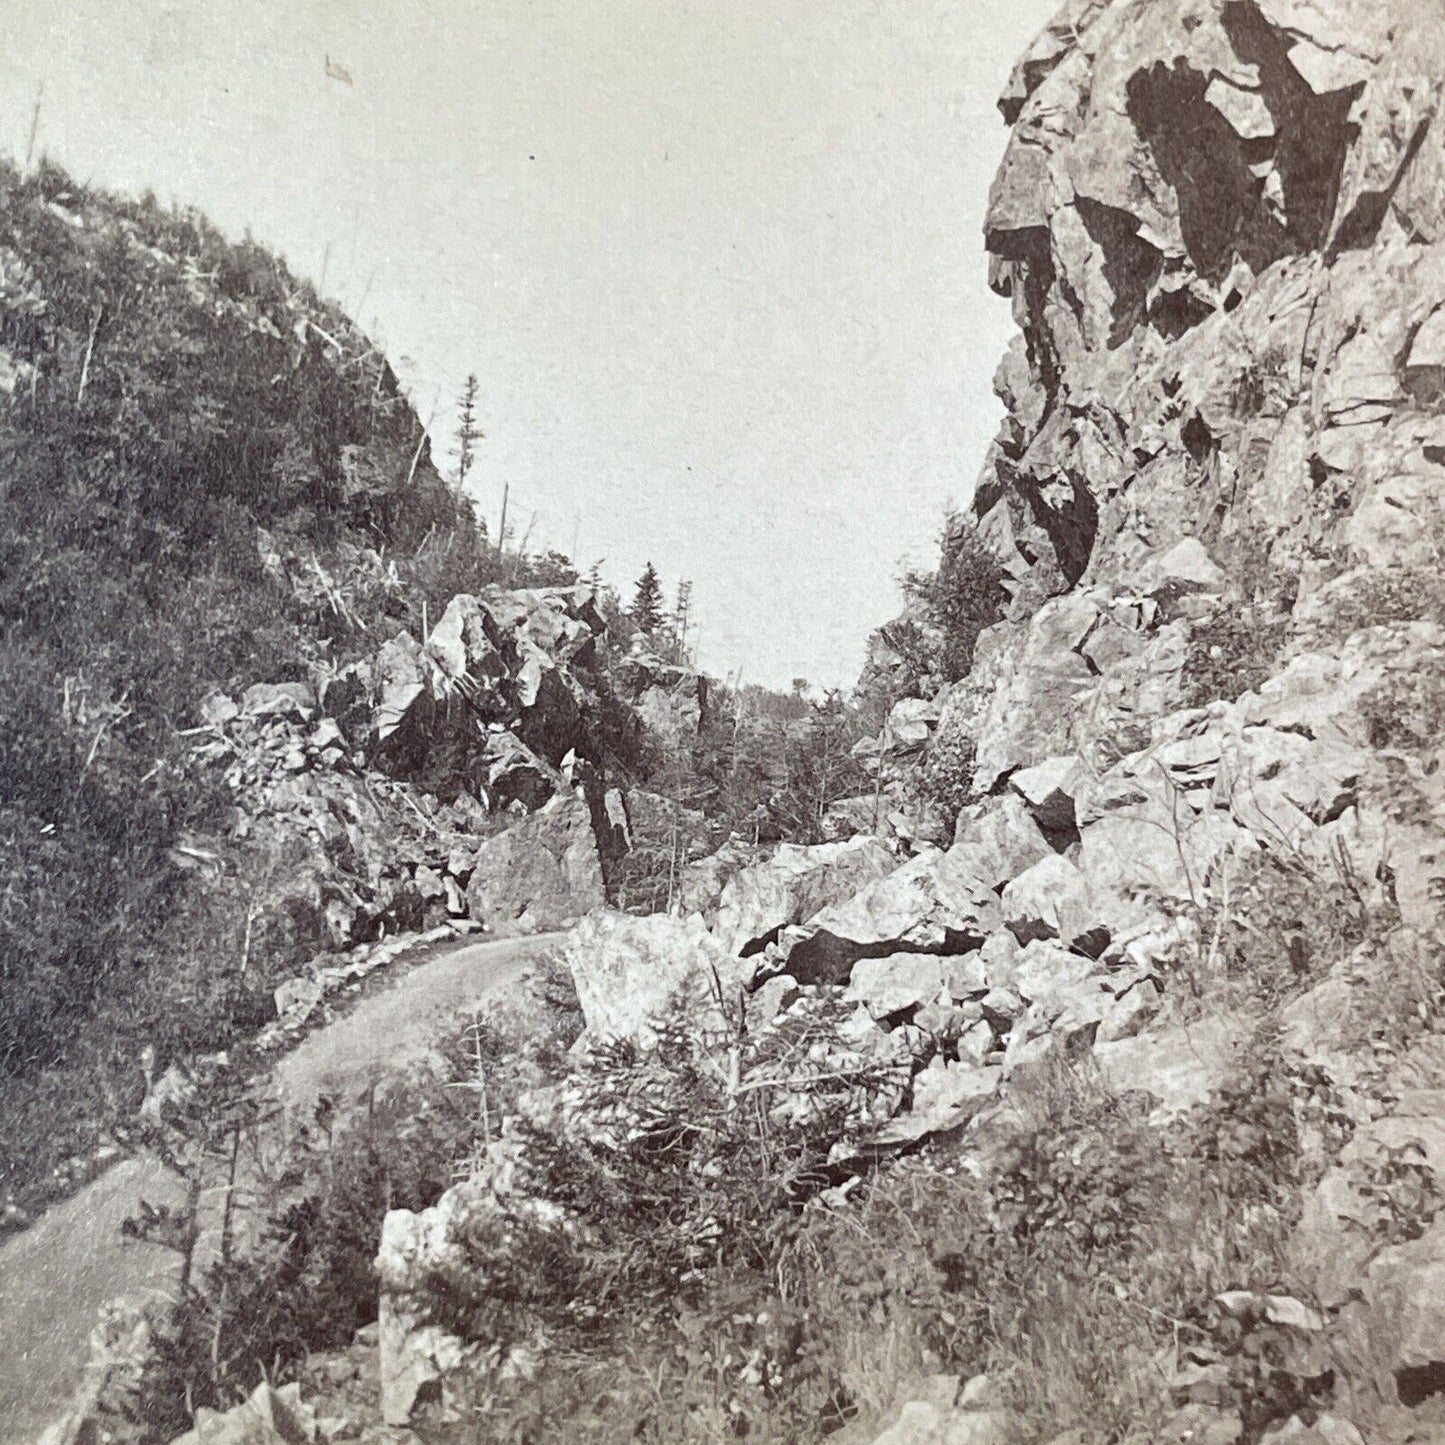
915,724,977,823
1228,340,1294,420
1188,845,1386,1015
1360,653,1445,752
387,994,920,1441
787,1060,1185,1442
656,683,872,849
425,1015,867,1339
769,694,869,843
1181,608,1289,707
129,1014,542,1441
901,514,1008,683
788,1032,1344,1445
1298,566,1445,647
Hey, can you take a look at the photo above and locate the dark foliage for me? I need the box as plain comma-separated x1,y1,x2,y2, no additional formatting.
630,561,665,636
0,159,483,1075
900,513,1008,683
130,1019,540,1441
1182,608,1289,707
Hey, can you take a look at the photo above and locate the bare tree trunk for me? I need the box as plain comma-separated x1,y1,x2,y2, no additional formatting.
24,83,42,172
76,305,103,407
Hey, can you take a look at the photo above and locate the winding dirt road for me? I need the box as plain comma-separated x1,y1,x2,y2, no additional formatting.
0,931,560,1445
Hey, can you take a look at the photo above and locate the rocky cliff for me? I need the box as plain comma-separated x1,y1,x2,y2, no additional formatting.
834,0,1445,1432
957,0,1444,789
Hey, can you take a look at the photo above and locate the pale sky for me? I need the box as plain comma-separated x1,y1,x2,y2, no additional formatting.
1,0,1059,689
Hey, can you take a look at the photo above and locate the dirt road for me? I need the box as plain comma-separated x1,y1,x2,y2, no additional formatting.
0,931,560,1445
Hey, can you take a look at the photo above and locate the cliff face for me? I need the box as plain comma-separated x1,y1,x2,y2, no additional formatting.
951,0,1445,792
879,1,1445,1427
777,4,1445,1435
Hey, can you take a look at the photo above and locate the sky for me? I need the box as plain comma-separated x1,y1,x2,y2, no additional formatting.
1,0,1060,690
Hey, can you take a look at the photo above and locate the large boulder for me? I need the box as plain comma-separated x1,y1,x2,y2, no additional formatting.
375,1140,565,1426
865,1389,1018,1445
562,910,753,1048
1001,855,1104,952
1244,628,1445,746
1138,539,1226,609
846,954,958,1019
634,669,707,751
479,729,559,811
966,598,1102,792
465,793,604,936
1075,757,1251,938
883,696,943,755
166,1382,316,1444
372,585,612,781
857,1061,1003,1156
1360,1217,1445,1404
240,680,316,721
425,594,511,709
781,845,1003,985
1095,1017,1244,1122
714,837,898,955
950,794,1053,889
1001,939,1161,1069
1007,755,1086,838
671,840,760,920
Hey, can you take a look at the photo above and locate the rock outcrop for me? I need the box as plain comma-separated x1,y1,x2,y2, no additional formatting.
613,649,709,750
779,843,1003,985
183,581,689,957
367,583,612,792
167,1382,317,1445
464,793,605,936
561,908,752,1046
817,0,1445,1432
941,0,1445,794
713,837,898,955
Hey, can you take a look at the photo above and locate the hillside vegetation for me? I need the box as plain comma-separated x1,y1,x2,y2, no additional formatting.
0,157,606,1203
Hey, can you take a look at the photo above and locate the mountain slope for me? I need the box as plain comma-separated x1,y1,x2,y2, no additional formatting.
0,159,604,1209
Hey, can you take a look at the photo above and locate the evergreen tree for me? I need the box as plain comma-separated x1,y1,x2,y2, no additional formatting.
453,373,482,487
900,513,1007,682
631,562,664,636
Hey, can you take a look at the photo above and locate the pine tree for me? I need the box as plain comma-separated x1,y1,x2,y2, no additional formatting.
631,562,664,636
454,373,482,487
